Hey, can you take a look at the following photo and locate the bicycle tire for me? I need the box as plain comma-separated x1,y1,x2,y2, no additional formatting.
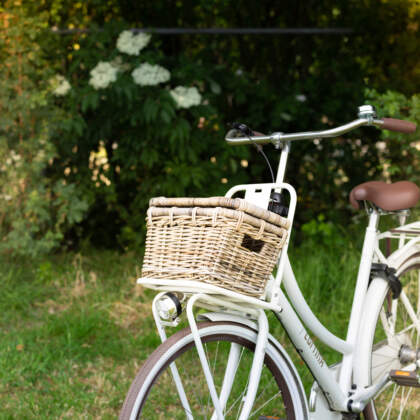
119,321,307,419
363,262,420,419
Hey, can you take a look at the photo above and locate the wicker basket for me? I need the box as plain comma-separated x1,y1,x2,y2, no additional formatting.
141,197,289,298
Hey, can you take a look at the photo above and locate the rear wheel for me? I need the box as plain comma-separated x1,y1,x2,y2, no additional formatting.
119,321,307,419
365,265,420,419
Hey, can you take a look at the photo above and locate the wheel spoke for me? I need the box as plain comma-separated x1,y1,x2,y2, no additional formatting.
206,341,220,417
370,264,420,420
249,390,281,418
398,386,413,420
417,270,420,313
382,384,398,420
401,290,420,335
234,373,250,420
119,322,304,419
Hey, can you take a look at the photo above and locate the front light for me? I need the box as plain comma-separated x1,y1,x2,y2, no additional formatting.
156,293,183,320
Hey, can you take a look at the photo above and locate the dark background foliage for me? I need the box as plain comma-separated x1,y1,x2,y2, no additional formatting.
1,0,419,254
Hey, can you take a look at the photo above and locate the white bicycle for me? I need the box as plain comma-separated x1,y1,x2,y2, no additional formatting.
120,105,419,419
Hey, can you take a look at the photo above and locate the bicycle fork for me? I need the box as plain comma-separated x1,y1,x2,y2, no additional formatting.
152,292,270,420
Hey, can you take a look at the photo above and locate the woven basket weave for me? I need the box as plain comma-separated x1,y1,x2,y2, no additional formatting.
141,197,289,297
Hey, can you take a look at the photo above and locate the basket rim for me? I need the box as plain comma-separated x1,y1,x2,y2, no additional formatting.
149,196,289,229
146,206,288,237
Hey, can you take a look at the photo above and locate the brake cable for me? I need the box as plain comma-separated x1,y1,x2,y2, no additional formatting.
230,122,275,183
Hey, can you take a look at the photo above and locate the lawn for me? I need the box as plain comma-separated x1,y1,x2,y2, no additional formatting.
0,251,160,419
0,241,361,418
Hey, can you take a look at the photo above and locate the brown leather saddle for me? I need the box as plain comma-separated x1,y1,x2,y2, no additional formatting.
350,181,420,211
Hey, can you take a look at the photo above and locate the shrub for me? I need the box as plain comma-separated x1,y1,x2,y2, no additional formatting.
365,89,420,183
55,25,249,247
0,6,88,257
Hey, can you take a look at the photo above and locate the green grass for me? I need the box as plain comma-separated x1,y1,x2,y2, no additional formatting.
0,240,362,418
0,251,160,419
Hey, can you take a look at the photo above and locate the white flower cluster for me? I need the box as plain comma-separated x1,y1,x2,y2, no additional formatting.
375,141,386,152
89,62,118,90
5,150,22,166
86,31,204,111
131,63,170,86
52,75,71,96
170,86,202,109
1,194,12,202
116,30,151,56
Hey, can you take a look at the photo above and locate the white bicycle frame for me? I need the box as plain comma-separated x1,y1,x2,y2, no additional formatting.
138,110,420,419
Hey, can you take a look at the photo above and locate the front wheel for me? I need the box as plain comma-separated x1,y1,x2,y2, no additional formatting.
120,321,307,419
364,264,420,419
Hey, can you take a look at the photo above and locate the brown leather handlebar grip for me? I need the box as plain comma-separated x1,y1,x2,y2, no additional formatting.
381,118,417,133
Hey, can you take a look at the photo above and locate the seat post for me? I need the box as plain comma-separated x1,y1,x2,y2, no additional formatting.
366,208,380,231
398,211,408,226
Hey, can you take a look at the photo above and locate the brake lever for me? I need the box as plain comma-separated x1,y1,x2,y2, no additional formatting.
230,122,254,137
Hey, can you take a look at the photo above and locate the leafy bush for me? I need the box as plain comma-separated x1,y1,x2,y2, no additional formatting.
53,24,420,247
54,24,252,247
0,6,88,257
3,2,420,254
365,89,420,183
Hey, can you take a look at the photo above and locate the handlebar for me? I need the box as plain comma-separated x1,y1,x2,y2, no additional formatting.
225,108,417,147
